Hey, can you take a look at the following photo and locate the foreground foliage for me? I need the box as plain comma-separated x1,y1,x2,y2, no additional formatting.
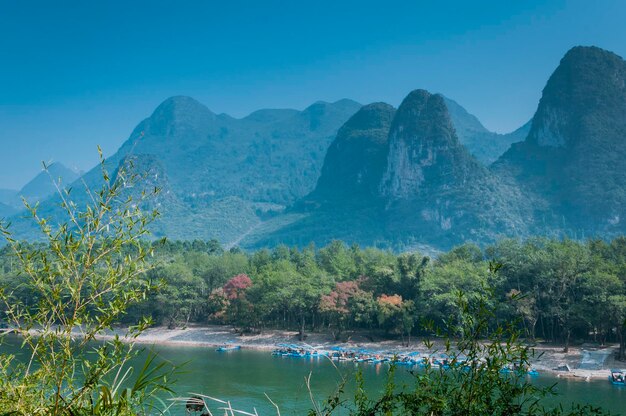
0,156,172,415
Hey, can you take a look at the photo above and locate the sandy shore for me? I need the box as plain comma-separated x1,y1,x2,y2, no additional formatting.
91,324,621,381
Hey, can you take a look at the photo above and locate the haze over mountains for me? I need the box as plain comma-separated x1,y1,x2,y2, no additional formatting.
0,163,80,214
3,46,625,251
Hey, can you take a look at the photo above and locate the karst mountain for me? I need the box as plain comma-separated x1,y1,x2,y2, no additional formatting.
5,45,624,251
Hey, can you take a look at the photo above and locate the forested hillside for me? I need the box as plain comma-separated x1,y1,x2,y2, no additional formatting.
249,90,532,250
3,98,362,244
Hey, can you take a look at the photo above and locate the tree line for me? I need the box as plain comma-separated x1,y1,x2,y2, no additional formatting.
2,237,626,356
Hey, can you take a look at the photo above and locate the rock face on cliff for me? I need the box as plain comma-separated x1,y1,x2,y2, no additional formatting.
495,46,626,236
248,90,531,250
379,90,529,247
308,102,396,202
380,91,474,199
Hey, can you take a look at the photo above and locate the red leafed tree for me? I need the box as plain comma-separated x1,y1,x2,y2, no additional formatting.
376,294,404,331
377,294,415,346
320,280,371,340
219,274,256,334
207,288,229,321
377,294,403,307
222,274,252,300
320,281,361,314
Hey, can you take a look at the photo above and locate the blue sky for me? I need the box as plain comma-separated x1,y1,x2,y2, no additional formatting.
1,0,625,189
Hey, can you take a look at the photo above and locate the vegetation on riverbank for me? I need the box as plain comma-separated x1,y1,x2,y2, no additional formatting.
1,160,625,415
305,279,612,416
3,235,626,358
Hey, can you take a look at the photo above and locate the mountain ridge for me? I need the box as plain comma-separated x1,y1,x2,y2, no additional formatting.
5,98,364,243
444,96,531,165
6,45,624,251
244,89,533,250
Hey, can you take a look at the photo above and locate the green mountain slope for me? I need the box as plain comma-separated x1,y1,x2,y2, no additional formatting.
495,46,626,237
86,96,361,208
308,102,396,202
244,102,396,248
246,90,532,250
6,97,361,243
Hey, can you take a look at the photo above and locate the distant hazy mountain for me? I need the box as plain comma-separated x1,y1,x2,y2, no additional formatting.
6,97,362,243
495,46,626,237
19,162,81,204
444,97,530,165
0,189,17,207
0,202,16,218
0,163,80,211
7,45,625,251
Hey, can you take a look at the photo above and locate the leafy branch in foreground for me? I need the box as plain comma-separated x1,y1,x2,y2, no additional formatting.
0,151,172,415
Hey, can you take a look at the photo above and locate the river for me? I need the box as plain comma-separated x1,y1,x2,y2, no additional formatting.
1,336,625,415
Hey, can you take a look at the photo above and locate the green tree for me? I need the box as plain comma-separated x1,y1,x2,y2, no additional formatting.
317,240,358,280
420,258,493,331
535,240,592,351
150,260,206,328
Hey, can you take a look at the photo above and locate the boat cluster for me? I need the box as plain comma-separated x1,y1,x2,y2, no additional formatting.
271,344,539,374
219,345,625,386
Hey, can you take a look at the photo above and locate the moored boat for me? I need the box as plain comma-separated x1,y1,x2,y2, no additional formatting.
500,362,539,376
272,344,324,358
216,345,241,352
609,369,625,385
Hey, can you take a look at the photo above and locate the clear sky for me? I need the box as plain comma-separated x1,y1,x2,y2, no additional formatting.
1,0,625,189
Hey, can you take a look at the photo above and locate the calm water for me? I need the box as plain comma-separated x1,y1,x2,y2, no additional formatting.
1,335,625,415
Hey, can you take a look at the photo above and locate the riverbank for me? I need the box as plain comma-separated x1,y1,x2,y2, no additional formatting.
93,324,621,381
